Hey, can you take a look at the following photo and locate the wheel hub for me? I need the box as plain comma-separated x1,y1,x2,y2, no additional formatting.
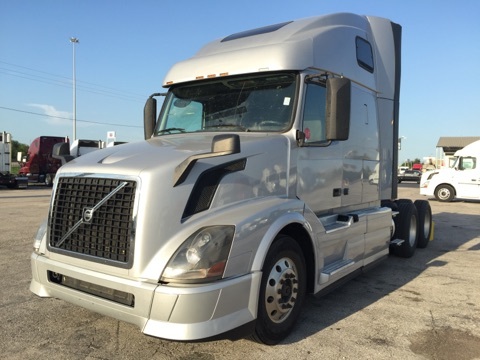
264,257,299,323
439,188,450,199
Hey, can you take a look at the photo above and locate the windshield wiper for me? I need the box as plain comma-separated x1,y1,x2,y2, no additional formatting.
157,128,186,134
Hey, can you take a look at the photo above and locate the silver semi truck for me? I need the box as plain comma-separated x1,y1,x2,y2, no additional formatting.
30,13,432,344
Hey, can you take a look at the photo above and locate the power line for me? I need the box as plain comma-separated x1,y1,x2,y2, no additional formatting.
0,68,145,102
0,60,148,102
0,105,142,128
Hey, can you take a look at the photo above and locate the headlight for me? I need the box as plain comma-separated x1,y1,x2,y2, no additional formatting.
161,226,235,283
33,218,48,254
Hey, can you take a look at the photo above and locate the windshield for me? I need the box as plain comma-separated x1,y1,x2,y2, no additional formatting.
155,72,297,135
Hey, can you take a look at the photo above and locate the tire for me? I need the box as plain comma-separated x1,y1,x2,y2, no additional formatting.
395,198,413,207
381,199,398,212
392,200,418,258
251,235,306,345
45,173,54,187
414,200,432,248
434,184,455,202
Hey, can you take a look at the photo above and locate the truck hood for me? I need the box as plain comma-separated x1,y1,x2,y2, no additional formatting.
59,134,219,177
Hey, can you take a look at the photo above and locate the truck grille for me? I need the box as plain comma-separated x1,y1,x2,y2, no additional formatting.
49,177,136,267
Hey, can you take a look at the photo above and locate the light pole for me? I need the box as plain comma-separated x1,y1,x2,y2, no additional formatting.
70,37,79,141
398,136,407,167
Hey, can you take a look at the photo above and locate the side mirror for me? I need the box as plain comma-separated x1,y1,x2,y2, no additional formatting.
326,77,351,141
173,134,241,187
144,97,157,140
211,134,241,154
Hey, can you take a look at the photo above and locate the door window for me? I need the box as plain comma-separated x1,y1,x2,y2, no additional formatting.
302,83,327,143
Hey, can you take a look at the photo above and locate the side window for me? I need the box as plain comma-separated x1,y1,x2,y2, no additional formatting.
459,157,476,170
356,37,374,73
302,83,327,143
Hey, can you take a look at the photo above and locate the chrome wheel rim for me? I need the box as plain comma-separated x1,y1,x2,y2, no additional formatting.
264,257,299,323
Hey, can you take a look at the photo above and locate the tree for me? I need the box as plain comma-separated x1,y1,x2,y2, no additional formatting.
11,140,29,163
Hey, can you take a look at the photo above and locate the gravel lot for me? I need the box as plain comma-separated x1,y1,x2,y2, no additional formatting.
1,184,479,360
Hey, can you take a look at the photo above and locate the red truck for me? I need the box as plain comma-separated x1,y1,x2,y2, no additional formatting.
18,136,68,186
412,163,423,171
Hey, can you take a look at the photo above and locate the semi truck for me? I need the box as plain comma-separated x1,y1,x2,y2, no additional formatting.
0,131,28,189
420,140,480,201
18,136,67,186
30,13,432,345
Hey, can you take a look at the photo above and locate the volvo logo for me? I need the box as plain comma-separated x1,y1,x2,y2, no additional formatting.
55,181,128,247
83,207,94,223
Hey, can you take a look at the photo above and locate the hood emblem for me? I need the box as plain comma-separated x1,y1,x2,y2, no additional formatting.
55,181,128,247
83,207,94,223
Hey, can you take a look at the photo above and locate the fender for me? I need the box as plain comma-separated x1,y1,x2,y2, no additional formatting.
249,200,319,272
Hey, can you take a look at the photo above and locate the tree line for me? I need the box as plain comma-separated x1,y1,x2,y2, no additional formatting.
10,140,29,163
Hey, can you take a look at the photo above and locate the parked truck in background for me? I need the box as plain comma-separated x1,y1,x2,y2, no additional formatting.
30,13,432,344
70,139,105,158
420,139,480,201
18,137,118,186
0,131,28,189
18,136,67,186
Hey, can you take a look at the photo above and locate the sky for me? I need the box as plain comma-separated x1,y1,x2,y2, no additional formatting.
1,0,479,163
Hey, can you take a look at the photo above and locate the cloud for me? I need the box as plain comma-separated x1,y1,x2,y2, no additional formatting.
28,104,72,126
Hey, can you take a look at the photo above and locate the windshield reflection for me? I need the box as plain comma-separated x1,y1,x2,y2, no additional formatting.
155,73,297,135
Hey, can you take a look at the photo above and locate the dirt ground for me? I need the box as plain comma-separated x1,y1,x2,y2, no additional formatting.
1,184,479,360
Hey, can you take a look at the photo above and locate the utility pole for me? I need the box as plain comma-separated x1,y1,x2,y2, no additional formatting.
70,37,79,141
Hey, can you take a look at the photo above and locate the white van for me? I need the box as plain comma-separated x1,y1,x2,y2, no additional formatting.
420,140,480,201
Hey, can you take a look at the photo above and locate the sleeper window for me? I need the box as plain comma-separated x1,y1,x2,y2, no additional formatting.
356,37,374,72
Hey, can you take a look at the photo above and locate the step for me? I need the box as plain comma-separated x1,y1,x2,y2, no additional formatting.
320,259,355,284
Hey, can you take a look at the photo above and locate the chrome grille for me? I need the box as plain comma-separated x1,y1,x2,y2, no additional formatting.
49,177,136,267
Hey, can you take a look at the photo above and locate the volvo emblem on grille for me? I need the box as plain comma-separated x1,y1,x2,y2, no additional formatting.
83,207,94,223
55,181,129,248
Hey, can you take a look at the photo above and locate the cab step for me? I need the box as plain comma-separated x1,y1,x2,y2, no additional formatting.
390,238,405,246
320,259,355,284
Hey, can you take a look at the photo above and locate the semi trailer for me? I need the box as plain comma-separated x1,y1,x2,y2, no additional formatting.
30,13,432,344
0,131,28,189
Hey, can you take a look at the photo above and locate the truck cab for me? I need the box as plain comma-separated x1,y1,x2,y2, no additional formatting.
420,140,480,201
30,13,431,345
19,136,67,186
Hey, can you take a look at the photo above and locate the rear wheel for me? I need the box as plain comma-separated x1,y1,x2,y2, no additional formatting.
251,235,306,345
434,184,455,202
414,200,432,248
392,200,418,258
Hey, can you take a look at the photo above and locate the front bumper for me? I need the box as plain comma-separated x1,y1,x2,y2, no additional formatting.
419,186,433,196
30,253,261,340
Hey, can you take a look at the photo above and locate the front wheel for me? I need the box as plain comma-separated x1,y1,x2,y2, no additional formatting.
434,184,455,202
251,235,306,345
